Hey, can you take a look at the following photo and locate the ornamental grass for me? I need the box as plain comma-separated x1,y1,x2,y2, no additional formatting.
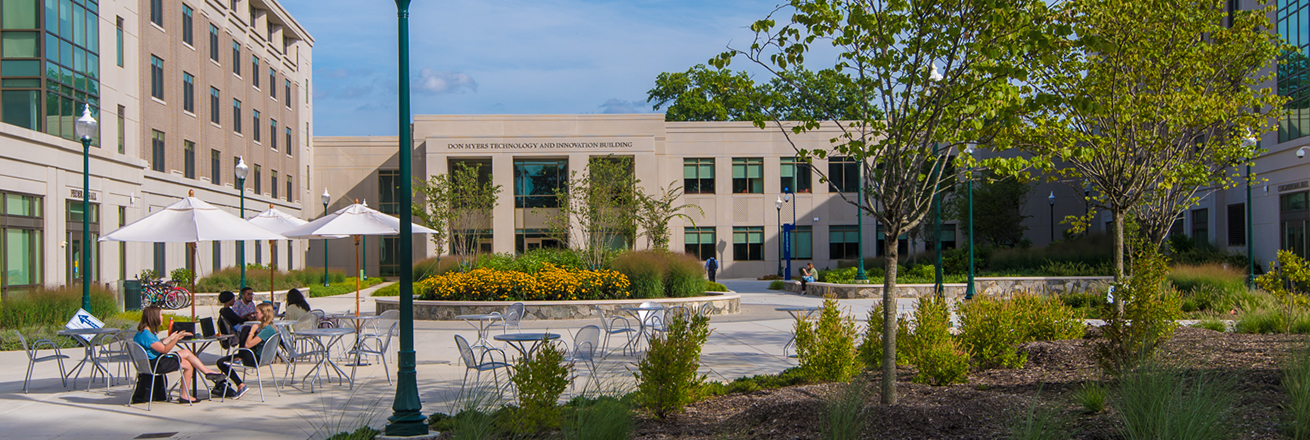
418,263,629,301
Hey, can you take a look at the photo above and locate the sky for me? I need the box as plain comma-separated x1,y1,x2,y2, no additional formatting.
277,0,792,136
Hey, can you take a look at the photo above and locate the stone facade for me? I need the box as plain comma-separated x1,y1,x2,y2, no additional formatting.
786,277,1114,300
374,293,741,321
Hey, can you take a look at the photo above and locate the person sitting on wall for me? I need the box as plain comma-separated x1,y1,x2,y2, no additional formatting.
800,263,817,295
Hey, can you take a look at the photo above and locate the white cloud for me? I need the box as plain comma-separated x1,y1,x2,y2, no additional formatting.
414,69,478,95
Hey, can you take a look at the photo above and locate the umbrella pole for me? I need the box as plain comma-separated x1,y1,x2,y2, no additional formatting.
270,239,275,306
355,235,361,317
189,242,196,322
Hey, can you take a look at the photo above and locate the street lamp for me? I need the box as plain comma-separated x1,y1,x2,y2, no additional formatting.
235,157,249,289
386,0,426,435
963,143,976,300
1244,133,1262,289
927,63,944,295
783,187,796,281
855,159,868,283
75,105,96,311
321,188,330,287
776,197,783,278
1048,191,1056,243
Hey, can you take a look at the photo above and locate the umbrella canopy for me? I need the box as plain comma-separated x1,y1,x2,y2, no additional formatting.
281,203,437,238
101,196,285,243
247,206,347,238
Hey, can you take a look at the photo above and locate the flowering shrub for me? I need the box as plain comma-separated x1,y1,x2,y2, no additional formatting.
418,263,630,301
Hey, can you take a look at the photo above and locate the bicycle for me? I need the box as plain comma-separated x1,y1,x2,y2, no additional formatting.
139,276,191,310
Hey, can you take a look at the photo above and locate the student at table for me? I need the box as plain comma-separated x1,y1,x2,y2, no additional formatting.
283,289,311,321
132,306,226,403
231,287,258,320
217,291,243,332
215,303,276,399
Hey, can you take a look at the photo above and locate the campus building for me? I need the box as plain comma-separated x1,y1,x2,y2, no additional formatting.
0,0,313,297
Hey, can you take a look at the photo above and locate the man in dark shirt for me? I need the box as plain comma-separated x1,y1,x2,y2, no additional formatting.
217,291,243,332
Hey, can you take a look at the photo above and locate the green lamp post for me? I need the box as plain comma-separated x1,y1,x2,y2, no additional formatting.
855,159,868,283
235,157,249,289
963,144,975,300
75,106,97,310
1244,132,1261,289
385,0,426,435
776,198,783,278
321,188,330,287
928,63,943,295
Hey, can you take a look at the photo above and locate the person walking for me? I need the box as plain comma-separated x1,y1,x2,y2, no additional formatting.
705,256,718,283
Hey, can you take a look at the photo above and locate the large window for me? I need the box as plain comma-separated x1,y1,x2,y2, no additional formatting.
1282,191,1309,259
183,140,195,179
1228,203,1246,246
780,157,812,193
378,170,400,215
1191,208,1209,244
876,224,909,256
270,170,278,199
2,192,44,295
269,68,276,98
285,79,291,108
115,17,123,67
685,227,715,261
285,175,292,202
253,164,261,194
285,127,292,155
828,156,860,193
150,56,164,99
513,159,566,208
233,99,241,133
151,130,165,172
232,42,241,75
270,119,277,150
252,110,260,142
684,158,715,194
149,0,163,26
182,72,194,112
210,149,221,185
209,87,220,124
516,229,562,253
1278,0,1310,142
0,0,100,140
733,226,764,261
792,225,813,260
829,225,860,260
209,25,219,61
251,56,259,88
182,4,194,45
732,158,764,194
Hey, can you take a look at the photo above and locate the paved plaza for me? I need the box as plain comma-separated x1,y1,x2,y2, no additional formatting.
0,280,917,440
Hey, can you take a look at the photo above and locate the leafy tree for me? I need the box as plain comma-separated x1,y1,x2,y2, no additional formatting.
542,156,639,269
647,65,873,122
993,0,1287,281
635,181,704,250
716,0,1045,404
948,172,1032,248
412,163,501,270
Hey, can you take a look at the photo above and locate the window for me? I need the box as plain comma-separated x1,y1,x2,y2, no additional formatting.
252,110,260,142
515,229,562,253
379,170,401,215
183,140,195,179
685,227,716,260
271,170,278,199
233,99,241,133
285,175,292,202
829,225,860,260
285,127,292,155
115,17,123,67
513,159,567,208
1277,0,1308,143
877,224,909,256
150,56,164,99
149,0,163,26
253,164,262,194
269,68,276,98
683,158,714,194
828,156,861,193
212,241,221,273
733,226,764,261
182,5,193,45
270,119,277,150
780,157,812,193
116,105,125,154
732,158,764,194
285,80,291,108
1191,208,1209,244
232,42,240,75
254,240,261,265
118,206,126,280
151,130,165,172
209,25,219,61
182,72,194,112
792,225,813,260
1228,203,1246,246
251,56,259,87
153,243,165,276
211,149,221,186
209,88,220,124
1,192,45,294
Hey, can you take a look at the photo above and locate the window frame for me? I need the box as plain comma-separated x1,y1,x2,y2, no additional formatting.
150,130,165,172
210,149,221,186
231,42,240,75
512,159,568,208
732,226,765,261
182,72,194,113
683,158,715,194
828,156,861,193
232,99,241,133
684,227,716,261
183,140,195,179
780,157,813,193
731,158,764,194
149,0,163,26
181,4,194,45
149,56,164,100
209,25,219,61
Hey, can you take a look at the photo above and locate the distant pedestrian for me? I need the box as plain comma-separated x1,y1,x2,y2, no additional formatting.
705,257,718,283
800,263,816,294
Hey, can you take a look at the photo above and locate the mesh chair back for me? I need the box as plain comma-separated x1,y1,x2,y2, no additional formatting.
667,305,693,323
454,334,477,367
505,303,525,326
255,333,281,366
126,341,154,375
15,330,32,359
572,325,601,363
375,309,400,334
293,313,318,332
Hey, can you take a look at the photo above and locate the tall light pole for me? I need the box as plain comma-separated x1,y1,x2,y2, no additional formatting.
964,144,975,300
321,188,330,287
783,187,796,281
1048,191,1056,243
235,157,249,289
386,0,426,435
75,106,97,310
855,160,868,283
776,198,783,278
928,63,943,295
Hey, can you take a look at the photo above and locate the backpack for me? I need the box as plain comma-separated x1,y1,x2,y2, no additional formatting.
707,258,718,271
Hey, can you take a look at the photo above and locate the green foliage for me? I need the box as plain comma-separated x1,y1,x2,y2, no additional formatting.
1284,346,1310,440
948,172,1032,248
1009,391,1069,440
1255,250,1310,334
908,295,969,385
169,268,194,284
989,234,1114,273
857,303,910,369
794,298,861,383
1236,307,1310,334
612,250,706,298
195,266,345,293
412,161,502,264
323,427,379,440
508,337,570,435
635,181,703,250
561,395,634,440
1075,382,1108,414
1094,248,1181,375
1169,264,1245,303
664,252,706,297
1038,260,1113,276
635,313,710,418
705,281,728,292
544,156,640,270
821,379,867,440
1116,362,1237,440
648,64,868,122
958,297,1028,369
0,285,118,329
1168,236,1251,268
1194,320,1228,333
768,280,785,290
700,368,810,397
308,277,385,298
370,282,419,297
413,256,461,281
475,249,586,273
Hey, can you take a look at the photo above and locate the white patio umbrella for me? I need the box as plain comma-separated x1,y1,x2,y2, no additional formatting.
101,191,285,321
246,205,345,306
281,202,437,316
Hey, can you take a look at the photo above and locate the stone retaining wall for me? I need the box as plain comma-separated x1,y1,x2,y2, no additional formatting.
785,277,1114,300
374,293,741,321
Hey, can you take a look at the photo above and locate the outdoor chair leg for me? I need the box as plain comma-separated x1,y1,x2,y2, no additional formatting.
268,364,281,396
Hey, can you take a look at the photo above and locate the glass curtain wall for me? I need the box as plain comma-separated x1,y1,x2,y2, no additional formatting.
1278,0,1309,142
0,0,100,143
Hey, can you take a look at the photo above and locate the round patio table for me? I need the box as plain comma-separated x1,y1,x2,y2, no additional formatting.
617,305,666,350
55,327,122,393
332,314,381,367
455,313,502,350
493,332,562,361
177,337,219,400
295,327,354,392
775,306,822,357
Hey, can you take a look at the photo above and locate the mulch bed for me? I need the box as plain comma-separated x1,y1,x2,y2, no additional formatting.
634,327,1307,440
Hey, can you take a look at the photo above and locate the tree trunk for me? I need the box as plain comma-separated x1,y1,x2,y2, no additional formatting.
881,226,900,405
1112,210,1125,313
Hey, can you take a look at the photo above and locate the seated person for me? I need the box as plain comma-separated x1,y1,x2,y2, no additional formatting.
132,306,225,403
217,291,243,332
283,288,311,321
231,287,258,321
215,303,277,399
800,262,817,294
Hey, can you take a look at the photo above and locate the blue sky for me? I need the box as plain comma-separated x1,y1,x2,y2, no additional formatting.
279,0,789,136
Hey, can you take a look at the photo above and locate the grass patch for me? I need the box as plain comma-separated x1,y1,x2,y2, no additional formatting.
1284,345,1310,440
821,379,867,440
371,282,420,297
1075,382,1108,414
1194,320,1229,332
0,285,119,329
768,280,785,290
1116,362,1236,440
705,281,728,292
308,277,385,298
1010,389,1069,440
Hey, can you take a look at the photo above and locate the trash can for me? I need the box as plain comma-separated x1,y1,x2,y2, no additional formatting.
123,280,142,311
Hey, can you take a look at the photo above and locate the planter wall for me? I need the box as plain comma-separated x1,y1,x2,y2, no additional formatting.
374,293,741,321
785,277,1114,300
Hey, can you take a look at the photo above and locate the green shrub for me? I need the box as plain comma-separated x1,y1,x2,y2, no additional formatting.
664,252,704,297
562,395,633,440
1094,247,1181,375
413,256,462,281
1168,264,1245,296
768,280,785,290
701,368,810,398
196,266,345,292
821,379,867,440
0,285,118,329
857,303,909,369
1235,306,1310,334
989,233,1113,272
371,282,420,297
1075,381,1108,414
611,251,666,298
1284,346,1310,440
635,313,710,418
476,249,586,273
508,337,570,434
705,281,728,292
324,427,379,440
1116,362,1236,440
794,298,861,383
957,297,1028,369
308,277,385,298
285,268,349,287
1039,260,1112,276
908,295,968,385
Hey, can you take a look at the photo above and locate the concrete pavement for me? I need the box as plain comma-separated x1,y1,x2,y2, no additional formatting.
0,279,916,440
